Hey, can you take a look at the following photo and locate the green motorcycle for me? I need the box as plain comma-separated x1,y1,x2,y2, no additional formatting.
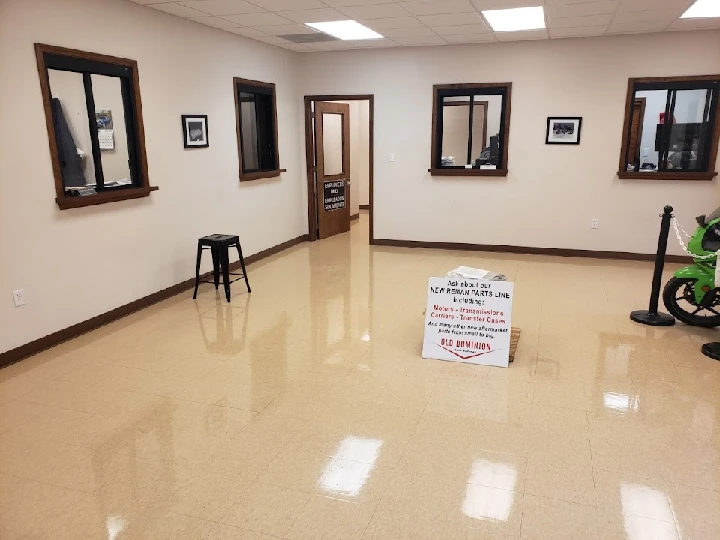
663,208,720,327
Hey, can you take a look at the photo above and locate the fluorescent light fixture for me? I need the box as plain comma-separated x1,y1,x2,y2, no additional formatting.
306,20,383,40
482,6,545,32
681,0,720,18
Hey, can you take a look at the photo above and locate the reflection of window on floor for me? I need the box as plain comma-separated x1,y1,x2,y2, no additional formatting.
604,392,640,413
319,436,383,497
620,483,677,538
462,459,518,522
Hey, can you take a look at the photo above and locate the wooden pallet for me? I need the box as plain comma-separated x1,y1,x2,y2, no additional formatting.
509,327,521,363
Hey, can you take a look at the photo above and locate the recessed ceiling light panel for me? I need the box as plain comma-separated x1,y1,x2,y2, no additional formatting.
482,6,546,32
681,0,720,19
306,20,383,40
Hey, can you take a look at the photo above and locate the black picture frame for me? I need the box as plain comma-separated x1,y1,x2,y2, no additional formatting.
182,115,209,149
546,117,582,145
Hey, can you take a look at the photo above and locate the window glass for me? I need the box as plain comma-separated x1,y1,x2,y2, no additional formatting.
48,69,96,189
322,113,344,175
622,79,719,175
235,80,278,177
91,74,132,187
432,84,511,174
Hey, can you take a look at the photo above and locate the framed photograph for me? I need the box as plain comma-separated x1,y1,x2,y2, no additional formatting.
182,115,209,148
546,117,582,145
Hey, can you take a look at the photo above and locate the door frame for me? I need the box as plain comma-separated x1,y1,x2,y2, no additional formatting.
304,94,375,244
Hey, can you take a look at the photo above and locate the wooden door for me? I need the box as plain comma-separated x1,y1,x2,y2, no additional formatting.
315,101,350,239
627,98,646,166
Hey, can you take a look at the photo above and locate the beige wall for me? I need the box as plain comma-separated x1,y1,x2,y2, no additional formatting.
299,31,720,256
357,101,370,207
0,0,306,354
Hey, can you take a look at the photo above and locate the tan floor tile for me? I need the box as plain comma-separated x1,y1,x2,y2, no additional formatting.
221,480,310,537
524,460,596,506
2,216,720,540
286,495,375,540
520,494,599,540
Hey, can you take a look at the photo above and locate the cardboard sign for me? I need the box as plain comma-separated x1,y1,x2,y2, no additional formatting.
422,277,514,367
323,180,346,212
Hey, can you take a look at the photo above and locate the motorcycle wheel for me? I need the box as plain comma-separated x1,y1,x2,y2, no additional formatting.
663,277,720,328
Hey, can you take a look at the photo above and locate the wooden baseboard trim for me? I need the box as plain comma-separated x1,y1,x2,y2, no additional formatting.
350,213,360,221
0,234,309,370
359,204,369,210
373,238,693,264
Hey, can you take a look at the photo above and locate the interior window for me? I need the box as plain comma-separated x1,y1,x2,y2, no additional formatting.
234,78,280,180
619,76,720,179
431,83,511,176
36,44,151,208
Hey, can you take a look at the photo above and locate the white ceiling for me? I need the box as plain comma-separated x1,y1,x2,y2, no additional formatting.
129,0,720,52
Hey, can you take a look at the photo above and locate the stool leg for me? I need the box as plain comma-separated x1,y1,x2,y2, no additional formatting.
221,247,231,302
235,242,252,293
193,244,203,299
211,246,220,290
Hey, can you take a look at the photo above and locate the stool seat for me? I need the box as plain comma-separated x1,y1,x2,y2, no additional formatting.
193,234,251,302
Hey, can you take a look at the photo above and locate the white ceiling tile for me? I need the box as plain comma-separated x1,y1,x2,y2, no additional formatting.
360,16,424,29
496,28,549,40
306,41,358,50
260,23,319,35
443,33,496,42
432,23,491,35
222,11,291,24
393,35,448,45
246,0,326,11
380,26,438,37
546,0,610,4
668,18,720,31
338,3,411,19
548,13,612,27
278,7,349,23
618,0,693,12
226,26,271,37
546,1,619,18
179,0,264,16
322,0,396,6
150,2,209,17
607,20,671,33
472,0,543,10
550,25,607,37
613,9,681,23
129,0,172,4
349,38,402,47
401,0,475,16
187,15,242,29
419,12,484,26
280,43,315,51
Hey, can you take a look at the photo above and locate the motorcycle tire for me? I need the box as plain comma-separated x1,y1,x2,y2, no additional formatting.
662,277,720,328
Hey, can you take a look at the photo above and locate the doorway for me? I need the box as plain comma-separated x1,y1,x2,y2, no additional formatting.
304,95,374,243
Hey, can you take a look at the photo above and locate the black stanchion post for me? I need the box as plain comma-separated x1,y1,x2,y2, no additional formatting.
630,205,676,326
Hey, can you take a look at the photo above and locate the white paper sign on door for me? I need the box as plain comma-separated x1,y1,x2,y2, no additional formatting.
422,277,514,367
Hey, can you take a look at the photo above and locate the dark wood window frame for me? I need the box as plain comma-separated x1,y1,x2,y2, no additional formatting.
618,75,720,181
430,82,512,177
233,77,286,182
35,44,156,210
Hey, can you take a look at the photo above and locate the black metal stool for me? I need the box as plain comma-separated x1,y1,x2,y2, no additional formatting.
192,234,251,302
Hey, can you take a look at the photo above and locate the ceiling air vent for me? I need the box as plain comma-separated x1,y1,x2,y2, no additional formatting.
279,33,337,44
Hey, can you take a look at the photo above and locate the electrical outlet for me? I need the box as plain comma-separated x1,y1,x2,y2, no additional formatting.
389,153,395,162
592,219,599,230
12,289,25,307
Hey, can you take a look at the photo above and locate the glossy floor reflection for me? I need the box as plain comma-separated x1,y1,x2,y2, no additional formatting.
1,212,719,539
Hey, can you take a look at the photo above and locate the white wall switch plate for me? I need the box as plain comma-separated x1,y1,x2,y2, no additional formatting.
12,289,25,307
389,153,395,162
592,219,599,230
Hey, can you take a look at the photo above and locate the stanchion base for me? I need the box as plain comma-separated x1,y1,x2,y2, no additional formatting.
630,310,676,326
701,342,720,361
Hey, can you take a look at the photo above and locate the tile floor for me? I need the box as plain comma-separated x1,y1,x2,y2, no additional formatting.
1,212,719,539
